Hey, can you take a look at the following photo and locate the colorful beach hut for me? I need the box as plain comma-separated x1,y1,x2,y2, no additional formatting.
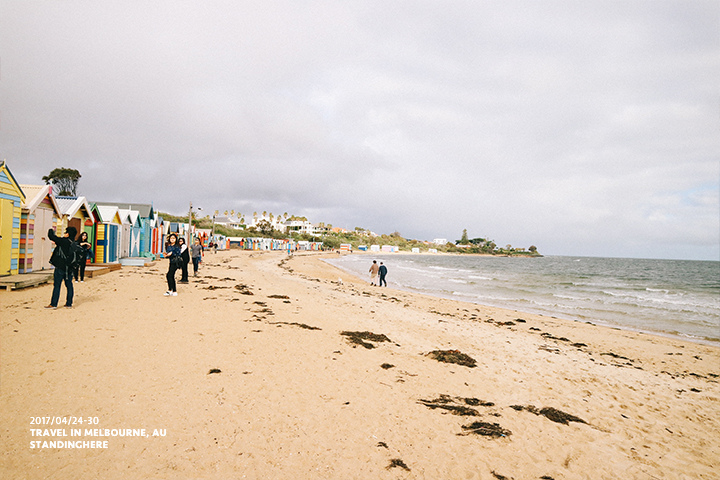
19,184,62,272
93,205,123,263
95,202,155,258
119,209,142,257
0,162,25,276
55,196,94,241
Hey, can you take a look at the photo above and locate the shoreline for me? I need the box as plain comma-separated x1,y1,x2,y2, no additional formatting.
2,249,718,479
323,251,720,348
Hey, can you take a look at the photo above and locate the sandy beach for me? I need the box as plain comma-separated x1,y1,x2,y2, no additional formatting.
1,249,718,479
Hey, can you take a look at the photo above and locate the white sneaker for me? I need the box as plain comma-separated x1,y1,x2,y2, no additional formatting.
171,292,178,296
164,291,172,296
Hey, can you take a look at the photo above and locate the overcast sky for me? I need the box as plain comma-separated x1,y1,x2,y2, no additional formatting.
1,1,718,260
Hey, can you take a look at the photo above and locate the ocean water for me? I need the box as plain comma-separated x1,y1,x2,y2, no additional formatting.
325,254,720,346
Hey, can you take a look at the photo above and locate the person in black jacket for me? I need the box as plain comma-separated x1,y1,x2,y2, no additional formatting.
178,237,190,284
379,262,388,287
47,226,76,309
74,231,93,282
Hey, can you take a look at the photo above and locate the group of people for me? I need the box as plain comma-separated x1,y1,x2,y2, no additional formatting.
163,234,205,296
45,226,93,309
46,225,208,306
369,260,388,287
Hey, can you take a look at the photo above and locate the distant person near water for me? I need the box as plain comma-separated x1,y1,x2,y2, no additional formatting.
191,238,204,276
178,237,190,284
74,231,93,283
369,260,379,286
46,226,77,309
163,233,181,296
379,262,388,287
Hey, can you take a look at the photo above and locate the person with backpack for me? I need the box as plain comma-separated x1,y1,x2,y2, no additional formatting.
46,226,78,309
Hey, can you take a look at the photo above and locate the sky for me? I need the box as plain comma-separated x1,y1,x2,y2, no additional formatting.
1,1,718,260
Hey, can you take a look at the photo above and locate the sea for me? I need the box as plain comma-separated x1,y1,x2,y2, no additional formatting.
324,254,720,346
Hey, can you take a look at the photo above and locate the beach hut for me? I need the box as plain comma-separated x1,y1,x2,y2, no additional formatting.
95,202,155,257
93,205,123,263
19,184,62,272
117,209,133,259
0,162,25,276
151,216,164,254
55,196,93,238
126,210,142,257
340,244,352,252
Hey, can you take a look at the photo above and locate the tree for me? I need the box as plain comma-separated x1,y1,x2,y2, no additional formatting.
460,229,469,244
256,219,274,235
42,167,81,196
529,245,538,253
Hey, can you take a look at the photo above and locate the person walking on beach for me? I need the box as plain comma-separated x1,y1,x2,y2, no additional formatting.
163,233,181,296
178,237,190,283
46,226,77,309
369,260,379,286
379,262,388,287
75,231,93,283
190,238,204,277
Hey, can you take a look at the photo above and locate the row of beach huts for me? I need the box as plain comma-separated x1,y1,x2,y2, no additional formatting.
0,162,323,277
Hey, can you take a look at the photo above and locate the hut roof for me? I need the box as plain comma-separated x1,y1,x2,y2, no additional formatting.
94,202,153,218
20,184,61,215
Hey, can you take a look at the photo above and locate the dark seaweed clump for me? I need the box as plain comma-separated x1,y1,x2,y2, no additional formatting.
387,459,410,471
234,284,254,295
340,331,392,349
461,421,511,437
510,405,587,425
208,368,222,374
419,394,495,416
267,294,290,299
426,350,477,368
268,321,321,330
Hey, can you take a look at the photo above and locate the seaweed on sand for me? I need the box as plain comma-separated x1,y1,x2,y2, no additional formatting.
268,321,321,331
460,421,511,437
510,405,587,425
340,331,392,349
234,284,254,295
387,459,410,471
426,350,477,368
418,394,495,416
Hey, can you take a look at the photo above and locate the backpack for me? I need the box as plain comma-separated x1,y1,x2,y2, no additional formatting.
53,241,85,269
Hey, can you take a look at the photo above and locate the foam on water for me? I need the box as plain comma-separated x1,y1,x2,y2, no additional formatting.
325,254,720,345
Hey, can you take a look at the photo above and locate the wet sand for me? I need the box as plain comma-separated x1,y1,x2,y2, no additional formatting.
1,249,718,479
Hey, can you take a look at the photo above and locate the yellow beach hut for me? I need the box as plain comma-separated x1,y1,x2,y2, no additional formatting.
94,205,123,263
19,184,62,272
54,196,93,238
0,161,26,276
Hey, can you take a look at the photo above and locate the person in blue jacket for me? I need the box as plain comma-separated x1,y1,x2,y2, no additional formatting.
46,226,76,308
163,233,181,296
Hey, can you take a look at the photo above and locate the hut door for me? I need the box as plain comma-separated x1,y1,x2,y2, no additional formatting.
68,218,82,240
0,198,13,276
36,208,54,270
